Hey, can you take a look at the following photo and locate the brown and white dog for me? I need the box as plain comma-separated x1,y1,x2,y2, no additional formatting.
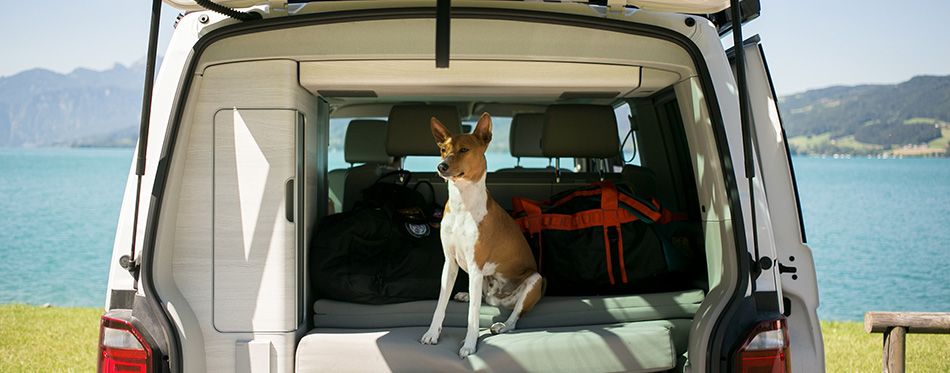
420,112,545,358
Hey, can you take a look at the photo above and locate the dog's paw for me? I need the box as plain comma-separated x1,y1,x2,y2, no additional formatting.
458,343,477,359
490,322,510,335
453,292,470,302
420,328,441,345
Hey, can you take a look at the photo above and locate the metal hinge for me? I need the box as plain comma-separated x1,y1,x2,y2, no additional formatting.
269,0,288,13
607,0,625,13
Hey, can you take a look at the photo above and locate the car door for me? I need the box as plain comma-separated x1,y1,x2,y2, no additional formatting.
730,35,825,372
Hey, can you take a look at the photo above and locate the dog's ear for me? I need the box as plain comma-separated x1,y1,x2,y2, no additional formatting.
430,117,451,144
472,112,492,144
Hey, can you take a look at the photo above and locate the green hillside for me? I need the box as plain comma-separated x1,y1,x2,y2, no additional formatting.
779,75,950,157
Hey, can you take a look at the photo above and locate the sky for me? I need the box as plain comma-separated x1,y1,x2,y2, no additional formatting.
1,0,948,96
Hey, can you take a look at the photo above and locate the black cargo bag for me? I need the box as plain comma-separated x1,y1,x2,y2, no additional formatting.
310,172,465,304
512,180,696,296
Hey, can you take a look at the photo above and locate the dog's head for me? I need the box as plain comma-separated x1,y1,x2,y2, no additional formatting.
430,112,493,182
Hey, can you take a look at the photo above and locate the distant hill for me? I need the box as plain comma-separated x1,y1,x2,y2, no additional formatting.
0,59,158,147
778,75,950,156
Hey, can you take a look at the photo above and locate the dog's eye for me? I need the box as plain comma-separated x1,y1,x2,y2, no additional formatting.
440,148,445,153
459,148,469,153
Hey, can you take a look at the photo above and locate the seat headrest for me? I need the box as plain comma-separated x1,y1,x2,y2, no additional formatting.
344,119,393,165
541,104,619,158
386,105,462,157
509,113,544,158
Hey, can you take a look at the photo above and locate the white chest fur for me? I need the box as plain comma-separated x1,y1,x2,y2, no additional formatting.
441,177,488,271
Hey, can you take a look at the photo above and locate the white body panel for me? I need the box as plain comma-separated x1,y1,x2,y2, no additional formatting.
739,40,825,372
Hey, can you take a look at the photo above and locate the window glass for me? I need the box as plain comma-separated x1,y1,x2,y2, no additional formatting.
615,103,642,166
328,118,350,170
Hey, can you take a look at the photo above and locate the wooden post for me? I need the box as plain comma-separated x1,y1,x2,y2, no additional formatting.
882,326,905,373
865,312,950,373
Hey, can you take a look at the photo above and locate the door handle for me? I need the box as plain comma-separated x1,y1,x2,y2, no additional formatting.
285,178,294,223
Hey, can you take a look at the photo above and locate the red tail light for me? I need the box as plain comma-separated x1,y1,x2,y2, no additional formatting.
735,318,790,373
98,315,152,373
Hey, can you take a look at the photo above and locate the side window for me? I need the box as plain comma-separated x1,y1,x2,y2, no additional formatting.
616,103,642,167
328,118,350,170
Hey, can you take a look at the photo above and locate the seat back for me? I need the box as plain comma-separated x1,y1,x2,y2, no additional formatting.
495,112,559,173
348,105,464,207
338,120,395,211
385,104,462,158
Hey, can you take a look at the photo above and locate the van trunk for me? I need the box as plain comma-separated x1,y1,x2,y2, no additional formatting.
124,4,756,372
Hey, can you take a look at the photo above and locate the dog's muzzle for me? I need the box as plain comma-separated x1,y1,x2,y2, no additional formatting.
437,161,463,179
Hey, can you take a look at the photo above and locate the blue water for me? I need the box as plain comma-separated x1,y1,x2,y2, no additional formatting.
0,148,132,309
792,156,950,321
1,148,948,321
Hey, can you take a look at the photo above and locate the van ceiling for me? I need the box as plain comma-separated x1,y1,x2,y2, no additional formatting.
300,60,679,100
301,59,681,118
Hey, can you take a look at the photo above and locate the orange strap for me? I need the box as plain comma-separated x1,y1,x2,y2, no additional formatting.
511,181,686,284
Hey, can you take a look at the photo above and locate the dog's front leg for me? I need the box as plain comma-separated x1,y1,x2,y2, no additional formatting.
421,260,459,345
459,267,483,358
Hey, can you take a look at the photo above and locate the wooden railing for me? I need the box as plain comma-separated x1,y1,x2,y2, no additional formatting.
864,311,950,373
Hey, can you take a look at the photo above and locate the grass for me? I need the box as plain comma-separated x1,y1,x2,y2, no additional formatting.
789,129,950,157
788,133,885,155
3,304,950,371
821,320,950,372
0,304,102,372
928,128,950,151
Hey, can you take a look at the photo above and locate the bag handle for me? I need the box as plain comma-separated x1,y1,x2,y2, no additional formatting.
512,197,544,235
374,169,412,186
414,179,436,205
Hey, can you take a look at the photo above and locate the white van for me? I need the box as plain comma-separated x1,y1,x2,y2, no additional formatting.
99,1,823,372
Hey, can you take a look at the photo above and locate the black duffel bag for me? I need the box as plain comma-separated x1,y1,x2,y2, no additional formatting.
310,171,464,304
512,180,697,296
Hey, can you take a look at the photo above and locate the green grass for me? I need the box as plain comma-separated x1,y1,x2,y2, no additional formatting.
903,117,940,125
821,320,950,372
927,128,950,151
4,304,950,371
0,304,102,372
788,133,885,155
789,128,950,157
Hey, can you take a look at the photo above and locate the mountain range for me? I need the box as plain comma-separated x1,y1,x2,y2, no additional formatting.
1,61,947,156
0,59,156,147
778,75,950,156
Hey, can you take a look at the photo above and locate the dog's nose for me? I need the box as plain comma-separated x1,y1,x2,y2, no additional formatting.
437,162,449,173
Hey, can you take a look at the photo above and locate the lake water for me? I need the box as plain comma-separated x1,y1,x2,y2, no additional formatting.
1,148,948,321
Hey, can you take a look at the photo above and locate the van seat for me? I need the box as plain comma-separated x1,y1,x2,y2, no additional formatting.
541,104,620,159
299,289,702,372
298,321,687,372
332,119,395,212
495,113,561,172
486,105,635,210
385,104,461,158
312,289,703,329
489,104,620,209
540,104,656,200
355,104,463,205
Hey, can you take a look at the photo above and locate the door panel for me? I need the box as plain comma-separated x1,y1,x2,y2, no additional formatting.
213,108,298,332
732,36,825,372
